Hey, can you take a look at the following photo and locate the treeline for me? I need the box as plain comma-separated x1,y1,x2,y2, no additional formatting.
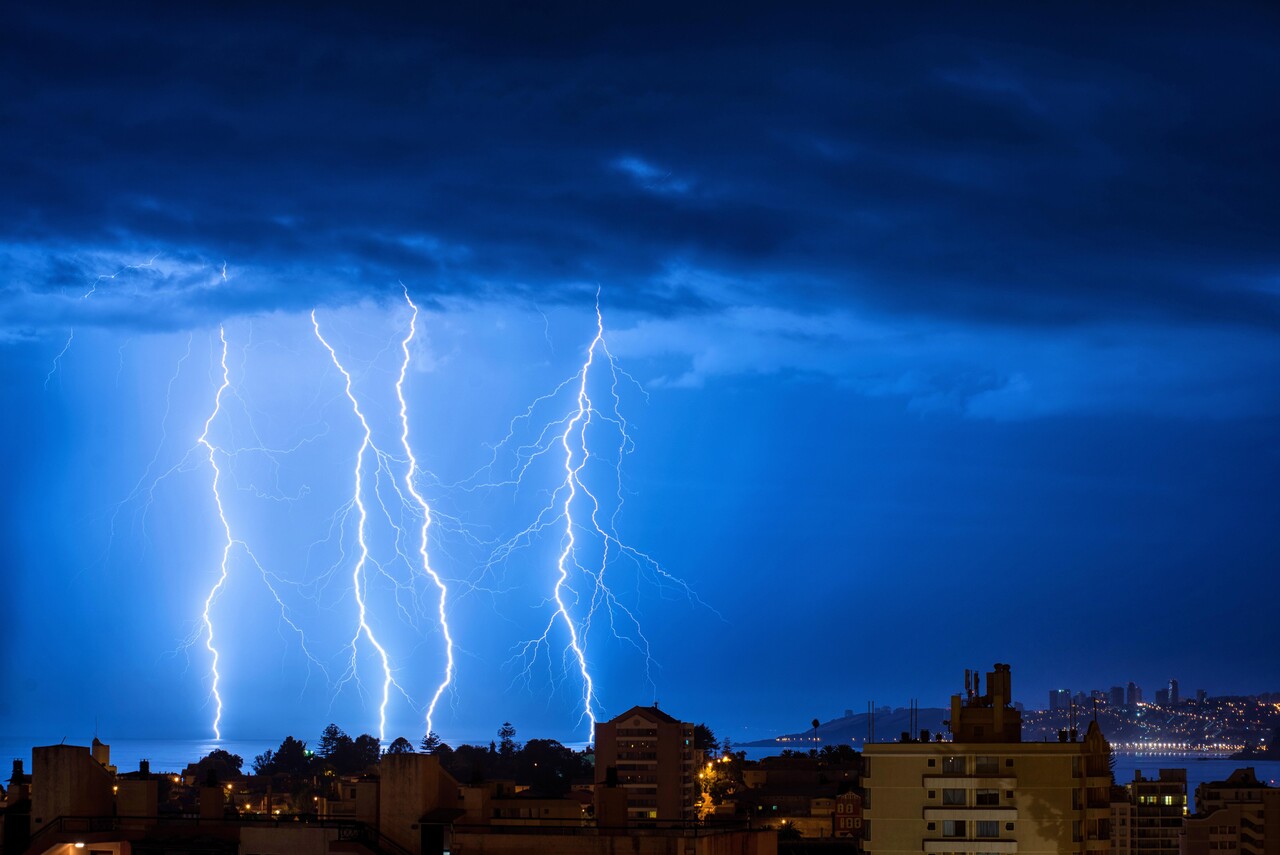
419,722,591,796
251,726,384,777
194,719,724,798
191,722,593,796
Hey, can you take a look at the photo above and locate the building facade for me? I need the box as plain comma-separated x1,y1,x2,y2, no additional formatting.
863,663,1114,855
594,705,698,822
1112,769,1187,855
1180,769,1279,855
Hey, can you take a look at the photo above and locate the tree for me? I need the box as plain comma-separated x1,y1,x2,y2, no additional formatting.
498,722,519,757
251,749,276,776
273,736,312,777
515,739,588,797
447,744,491,785
318,724,348,760
193,749,244,783
350,734,382,771
386,737,414,755
694,723,718,753
420,731,443,753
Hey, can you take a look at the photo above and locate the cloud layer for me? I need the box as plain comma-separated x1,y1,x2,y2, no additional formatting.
4,1,1278,416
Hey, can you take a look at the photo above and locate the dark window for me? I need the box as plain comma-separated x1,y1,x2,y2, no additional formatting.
943,820,966,838
943,789,967,806
977,821,999,838
928,758,937,767
976,789,999,806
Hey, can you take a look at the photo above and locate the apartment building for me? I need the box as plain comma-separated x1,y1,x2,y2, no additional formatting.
863,663,1113,855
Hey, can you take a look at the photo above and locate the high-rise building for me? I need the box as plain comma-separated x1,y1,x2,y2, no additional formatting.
1111,686,1127,707
862,663,1113,855
1112,769,1186,855
1195,689,1207,704
1051,689,1072,711
1169,680,1180,707
593,705,698,822
1128,683,1144,706
1156,689,1170,707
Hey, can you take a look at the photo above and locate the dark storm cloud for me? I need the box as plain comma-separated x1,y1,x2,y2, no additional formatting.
2,1,1279,331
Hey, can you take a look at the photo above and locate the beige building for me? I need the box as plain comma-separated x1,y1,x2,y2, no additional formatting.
863,663,1113,855
594,705,699,822
1180,768,1280,855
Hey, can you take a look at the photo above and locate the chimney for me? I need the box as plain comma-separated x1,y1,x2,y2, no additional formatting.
140,759,151,775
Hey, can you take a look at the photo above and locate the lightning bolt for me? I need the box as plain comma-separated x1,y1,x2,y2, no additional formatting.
44,329,73,389
394,288,455,736
548,318,602,734
45,254,160,388
197,327,234,740
312,310,398,743
195,326,330,740
479,295,705,739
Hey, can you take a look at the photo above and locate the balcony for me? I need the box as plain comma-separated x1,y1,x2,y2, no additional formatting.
924,776,1017,789
924,808,1018,821
923,840,1017,853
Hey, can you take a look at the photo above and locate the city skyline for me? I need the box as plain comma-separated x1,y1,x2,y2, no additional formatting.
3,2,1279,745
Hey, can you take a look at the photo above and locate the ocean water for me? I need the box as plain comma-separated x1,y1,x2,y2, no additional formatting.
1111,753,1280,795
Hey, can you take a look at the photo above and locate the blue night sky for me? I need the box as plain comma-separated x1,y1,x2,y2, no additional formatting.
2,2,1279,749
